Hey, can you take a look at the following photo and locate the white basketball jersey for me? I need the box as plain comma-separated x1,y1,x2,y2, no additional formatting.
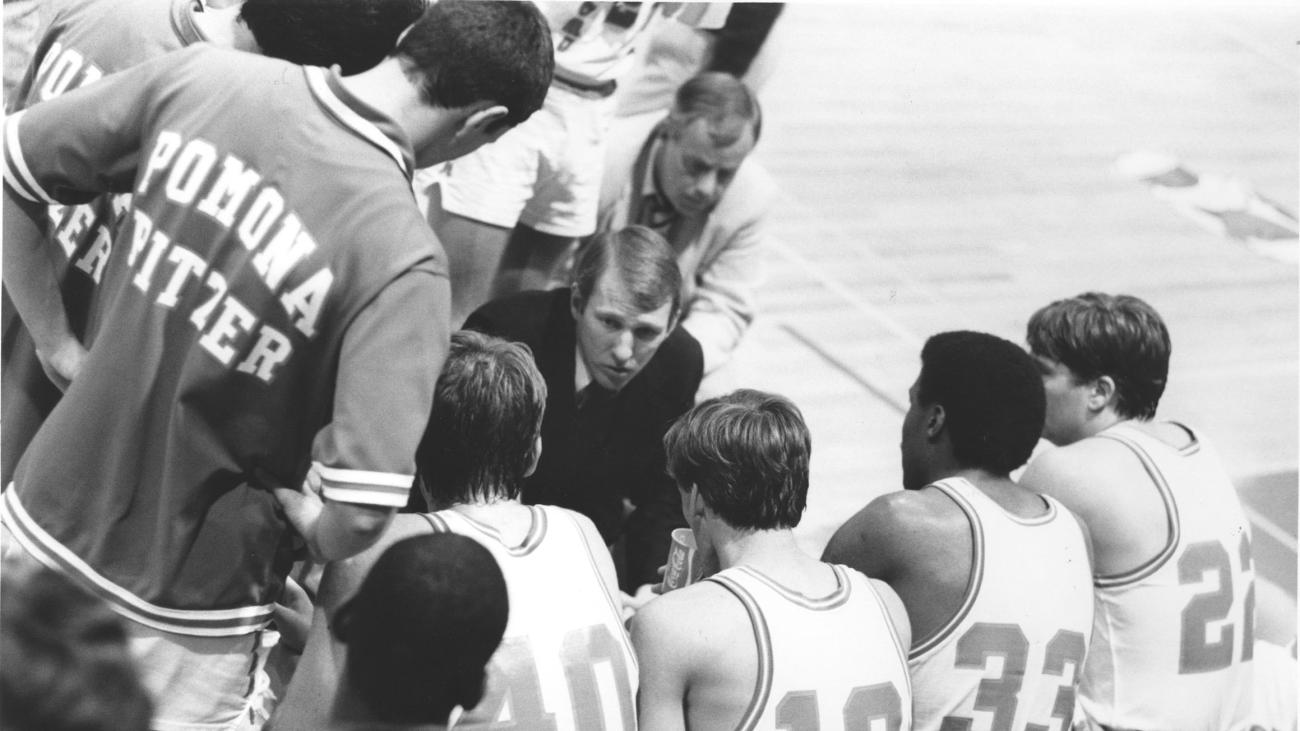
706,564,913,731
1078,423,1257,731
424,505,638,730
908,477,1094,731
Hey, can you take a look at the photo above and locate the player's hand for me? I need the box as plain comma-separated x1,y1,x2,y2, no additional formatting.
262,467,326,562
272,576,314,654
290,557,324,600
35,337,88,392
620,583,658,623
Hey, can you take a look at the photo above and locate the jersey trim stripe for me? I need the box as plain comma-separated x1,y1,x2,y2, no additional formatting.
317,464,413,507
420,511,451,532
1001,497,1058,527
1167,420,1203,456
4,112,59,204
442,505,548,557
910,478,986,659
519,506,547,555
863,576,913,692
1092,430,1181,588
731,564,852,610
319,483,410,508
569,509,639,671
168,0,209,46
707,572,773,731
1,490,272,635
304,67,410,180
316,463,413,488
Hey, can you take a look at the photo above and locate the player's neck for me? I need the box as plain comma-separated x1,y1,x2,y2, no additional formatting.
715,528,811,574
448,498,528,525
1079,407,1125,440
1114,417,1194,450
449,499,534,545
915,450,966,488
954,469,1049,518
338,58,423,133
716,528,840,597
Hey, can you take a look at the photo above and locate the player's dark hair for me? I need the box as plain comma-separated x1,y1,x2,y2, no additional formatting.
333,534,508,726
395,0,554,131
917,331,1045,475
571,226,682,320
665,389,811,531
667,71,762,145
1026,292,1170,420
416,330,547,507
239,0,425,76
1,566,153,731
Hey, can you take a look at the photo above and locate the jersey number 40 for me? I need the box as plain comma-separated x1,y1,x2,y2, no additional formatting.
459,623,634,730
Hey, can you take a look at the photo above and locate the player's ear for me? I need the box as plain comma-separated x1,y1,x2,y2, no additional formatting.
1088,376,1116,412
924,404,946,439
570,288,585,320
524,435,542,478
684,484,707,520
660,114,685,142
664,306,680,335
462,105,510,140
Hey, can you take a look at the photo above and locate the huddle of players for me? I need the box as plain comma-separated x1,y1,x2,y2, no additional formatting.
4,290,1288,730
0,2,1290,731
284,293,1287,730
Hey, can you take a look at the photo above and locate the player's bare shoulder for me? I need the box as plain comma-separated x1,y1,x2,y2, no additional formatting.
824,486,971,578
842,487,968,543
1022,435,1144,513
636,578,742,634
634,578,752,664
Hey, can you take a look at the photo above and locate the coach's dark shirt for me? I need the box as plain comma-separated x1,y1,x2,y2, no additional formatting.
462,288,702,589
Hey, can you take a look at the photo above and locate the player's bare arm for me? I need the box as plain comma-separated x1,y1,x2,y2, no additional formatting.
823,488,972,645
316,514,433,618
271,475,398,563
633,582,756,731
311,501,396,562
271,513,435,729
631,593,694,731
2,185,87,387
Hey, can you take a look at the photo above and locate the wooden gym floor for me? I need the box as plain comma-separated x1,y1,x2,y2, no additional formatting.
728,2,1298,614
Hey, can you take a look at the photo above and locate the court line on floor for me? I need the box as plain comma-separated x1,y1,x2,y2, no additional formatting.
769,235,927,350
772,193,951,309
778,322,909,414
1206,12,1298,77
1244,505,1299,553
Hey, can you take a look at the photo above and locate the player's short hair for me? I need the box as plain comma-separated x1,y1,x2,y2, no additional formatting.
239,0,425,75
333,534,508,726
416,330,547,506
0,565,153,731
918,331,1045,475
1026,292,1170,420
666,71,762,146
394,0,553,131
665,389,811,531
571,226,682,320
